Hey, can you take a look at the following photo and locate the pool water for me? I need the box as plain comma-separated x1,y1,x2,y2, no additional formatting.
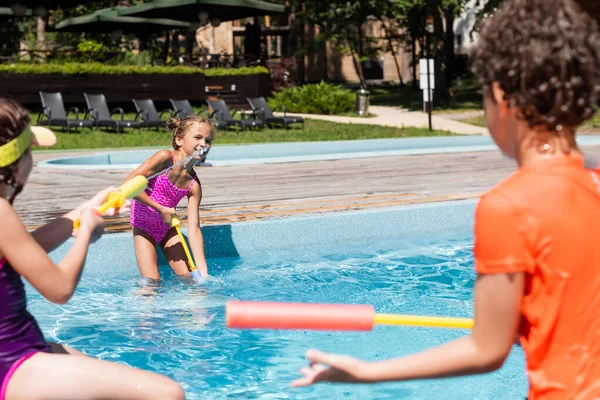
28,236,528,399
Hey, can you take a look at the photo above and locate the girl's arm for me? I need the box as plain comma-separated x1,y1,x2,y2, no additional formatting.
291,271,524,386
0,199,104,304
30,207,87,252
31,188,128,252
186,181,209,277
124,149,173,212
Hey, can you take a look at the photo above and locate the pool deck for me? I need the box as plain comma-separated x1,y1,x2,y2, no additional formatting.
19,143,600,233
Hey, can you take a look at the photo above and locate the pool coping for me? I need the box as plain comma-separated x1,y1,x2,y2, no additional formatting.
37,135,600,170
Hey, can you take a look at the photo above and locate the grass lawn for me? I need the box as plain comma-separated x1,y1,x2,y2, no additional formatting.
370,76,483,111
33,117,458,151
462,112,600,133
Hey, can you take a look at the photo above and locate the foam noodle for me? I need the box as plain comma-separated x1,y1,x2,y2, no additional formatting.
226,301,376,331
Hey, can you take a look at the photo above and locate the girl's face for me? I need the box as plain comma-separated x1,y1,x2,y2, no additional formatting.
175,123,213,157
1,148,33,202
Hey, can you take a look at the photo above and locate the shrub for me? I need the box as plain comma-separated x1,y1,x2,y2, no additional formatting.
268,81,355,115
0,62,269,76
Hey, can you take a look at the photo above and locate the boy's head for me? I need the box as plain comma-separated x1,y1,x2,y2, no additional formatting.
573,0,600,21
471,0,600,154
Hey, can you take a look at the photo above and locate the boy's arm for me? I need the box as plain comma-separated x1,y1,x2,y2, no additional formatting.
186,181,208,277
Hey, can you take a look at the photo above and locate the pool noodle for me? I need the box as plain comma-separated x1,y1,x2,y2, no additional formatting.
226,301,474,330
227,301,375,331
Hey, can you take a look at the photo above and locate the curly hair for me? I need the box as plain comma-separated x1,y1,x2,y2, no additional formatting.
0,98,31,199
470,0,600,130
166,115,215,150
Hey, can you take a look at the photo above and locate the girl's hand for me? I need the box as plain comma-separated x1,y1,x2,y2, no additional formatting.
291,350,369,387
80,187,131,217
75,208,105,243
159,206,176,225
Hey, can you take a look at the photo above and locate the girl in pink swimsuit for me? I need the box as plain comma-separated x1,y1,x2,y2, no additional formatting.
126,116,213,281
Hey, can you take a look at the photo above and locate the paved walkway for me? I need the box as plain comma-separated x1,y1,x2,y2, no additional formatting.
279,106,489,135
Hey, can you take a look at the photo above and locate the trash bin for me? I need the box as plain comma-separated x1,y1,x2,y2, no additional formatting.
356,88,370,116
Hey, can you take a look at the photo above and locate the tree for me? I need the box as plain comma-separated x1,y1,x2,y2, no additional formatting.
295,0,390,89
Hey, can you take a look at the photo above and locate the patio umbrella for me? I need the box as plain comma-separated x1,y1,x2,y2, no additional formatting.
117,0,286,24
0,7,31,23
7,1,80,17
53,6,191,34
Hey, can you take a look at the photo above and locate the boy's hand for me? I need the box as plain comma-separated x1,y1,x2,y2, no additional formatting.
291,350,369,387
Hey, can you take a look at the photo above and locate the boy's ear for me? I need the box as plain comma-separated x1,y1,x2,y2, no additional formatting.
491,82,506,105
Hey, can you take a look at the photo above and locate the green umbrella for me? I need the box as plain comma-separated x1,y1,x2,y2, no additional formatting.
53,6,191,34
7,1,80,14
0,6,32,23
117,0,286,24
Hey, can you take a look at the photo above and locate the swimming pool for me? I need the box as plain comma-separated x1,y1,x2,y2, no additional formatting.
29,200,528,399
38,135,600,169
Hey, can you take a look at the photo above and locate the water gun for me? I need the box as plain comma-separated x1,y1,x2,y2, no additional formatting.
73,175,148,230
171,217,203,283
226,301,474,331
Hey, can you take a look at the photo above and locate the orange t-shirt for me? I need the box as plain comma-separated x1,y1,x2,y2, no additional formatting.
474,154,600,400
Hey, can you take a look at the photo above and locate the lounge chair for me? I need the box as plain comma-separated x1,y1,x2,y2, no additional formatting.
37,91,93,132
132,99,170,129
206,99,263,131
169,99,206,119
247,97,304,129
84,93,140,133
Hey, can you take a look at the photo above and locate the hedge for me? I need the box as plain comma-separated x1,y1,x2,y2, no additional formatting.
0,62,269,76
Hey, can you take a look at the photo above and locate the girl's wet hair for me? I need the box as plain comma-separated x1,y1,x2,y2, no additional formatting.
167,115,215,150
470,0,600,130
0,98,30,195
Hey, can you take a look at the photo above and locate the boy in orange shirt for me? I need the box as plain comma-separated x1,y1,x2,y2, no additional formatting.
291,0,600,398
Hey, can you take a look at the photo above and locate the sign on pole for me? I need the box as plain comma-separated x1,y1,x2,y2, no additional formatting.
419,58,434,131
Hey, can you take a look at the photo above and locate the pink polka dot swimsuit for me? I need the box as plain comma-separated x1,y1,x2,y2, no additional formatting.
130,153,197,244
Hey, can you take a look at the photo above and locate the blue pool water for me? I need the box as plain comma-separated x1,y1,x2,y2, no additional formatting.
28,234,528,399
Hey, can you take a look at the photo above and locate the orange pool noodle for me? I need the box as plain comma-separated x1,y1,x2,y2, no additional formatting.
226,301,376,331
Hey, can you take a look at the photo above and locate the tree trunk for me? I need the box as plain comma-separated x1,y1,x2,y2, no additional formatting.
163,30,171,62
185,31,194,58
429,0,449,105
444,9,455,86
411,31,418,91
378,17,404,86
346,28,366,89
172,31,180,60
36,16,46,61
297,15,306,84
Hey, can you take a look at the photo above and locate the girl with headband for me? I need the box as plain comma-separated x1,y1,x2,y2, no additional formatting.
0,98,184,400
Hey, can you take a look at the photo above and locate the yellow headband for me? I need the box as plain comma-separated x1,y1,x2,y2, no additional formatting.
0,127,32,168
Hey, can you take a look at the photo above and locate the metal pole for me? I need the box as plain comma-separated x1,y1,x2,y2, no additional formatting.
426,34,432,132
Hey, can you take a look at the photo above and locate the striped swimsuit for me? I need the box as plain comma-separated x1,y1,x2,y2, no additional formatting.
130,153,197,244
